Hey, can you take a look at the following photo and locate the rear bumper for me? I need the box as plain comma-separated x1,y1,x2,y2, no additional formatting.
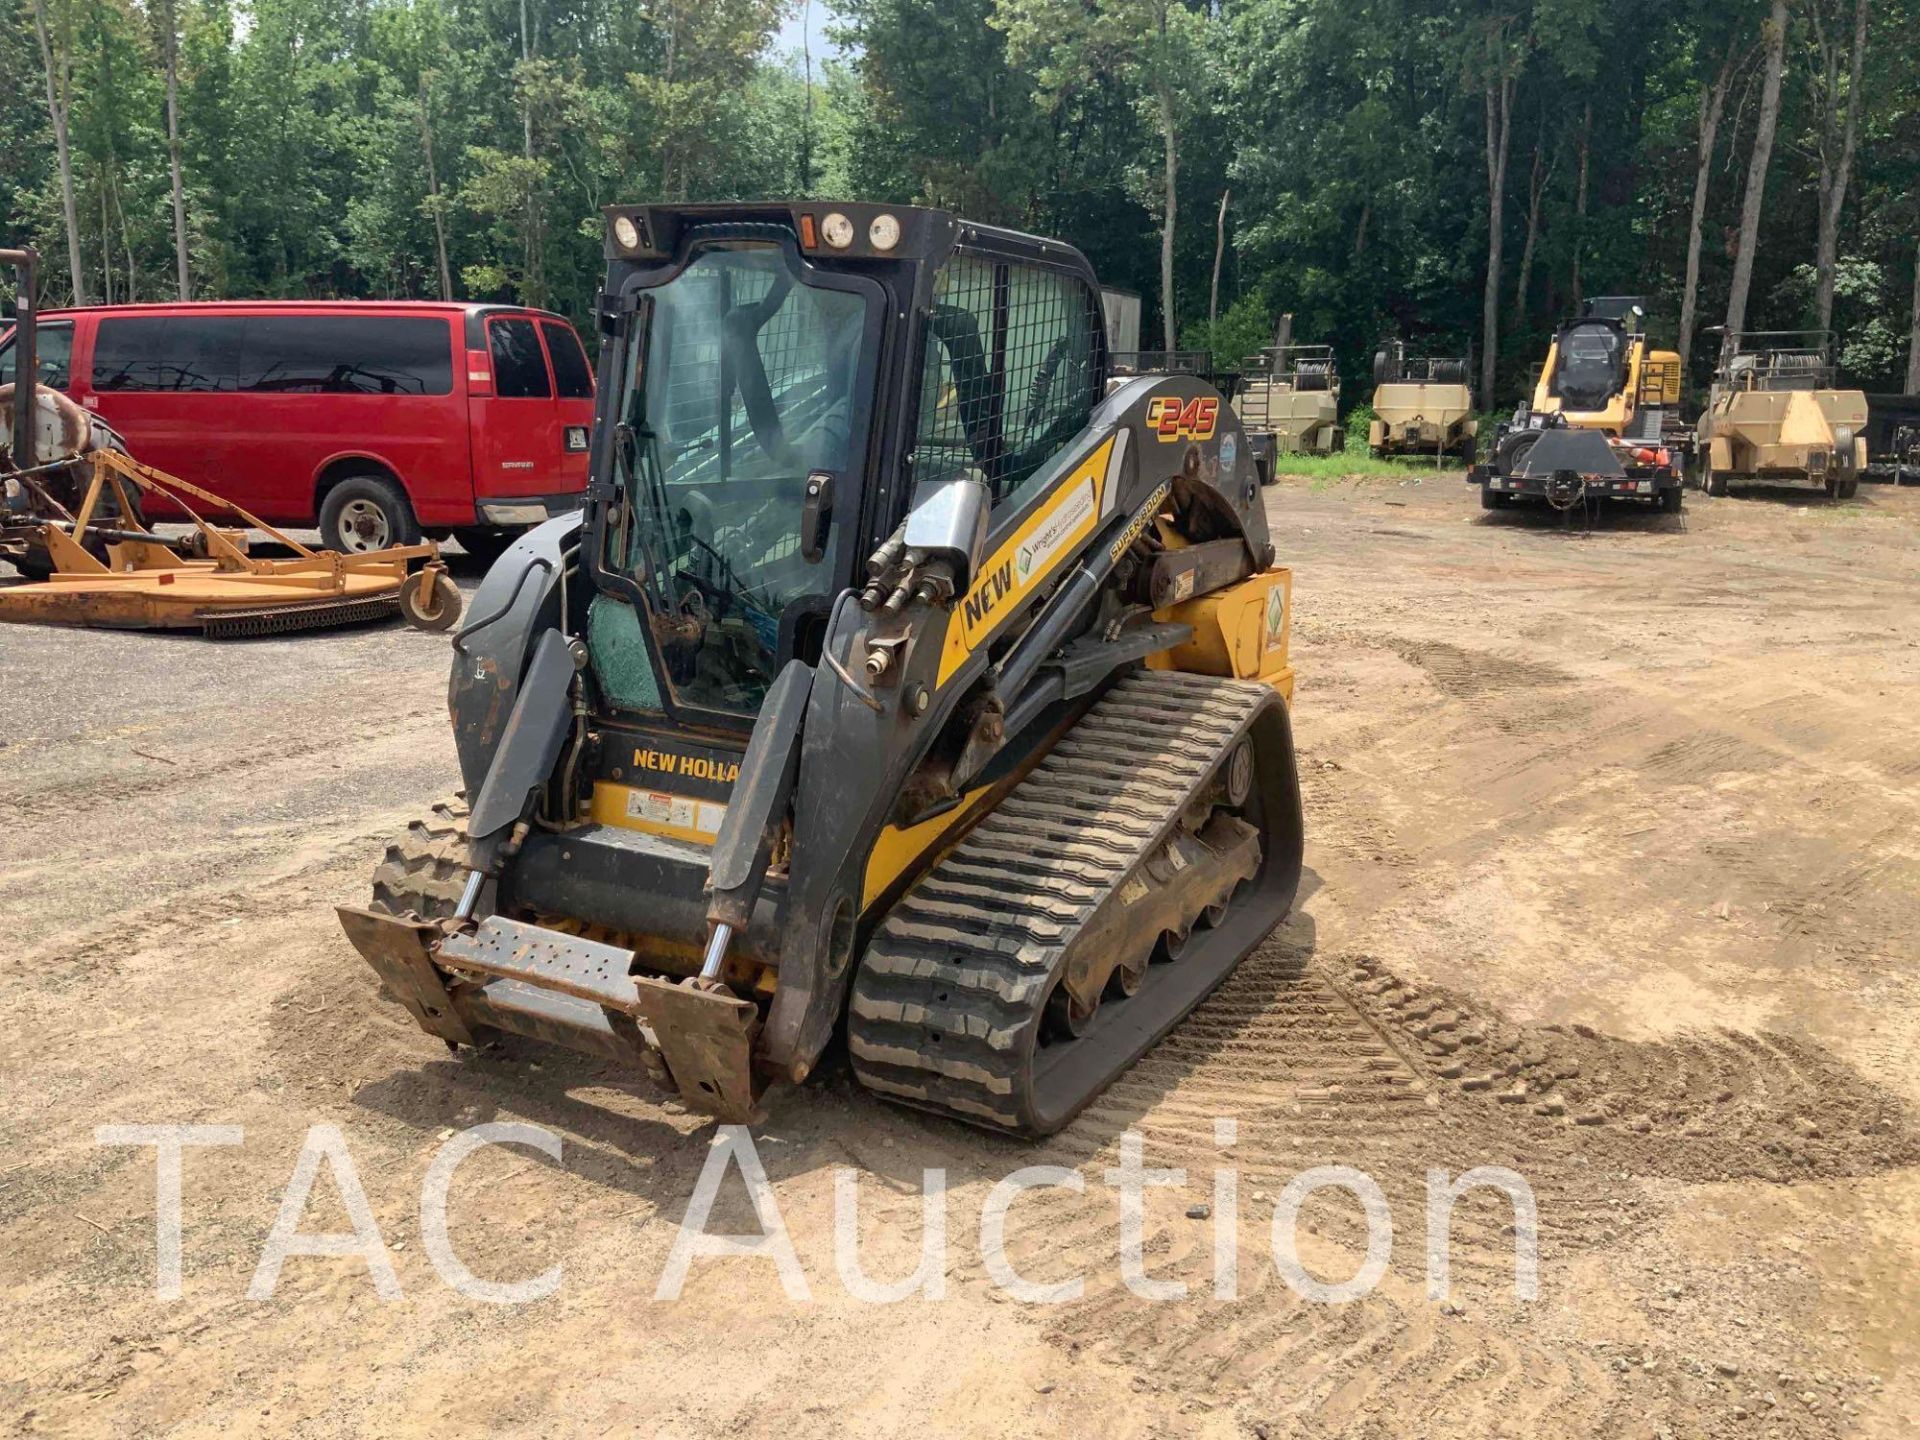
473,491,587,528
1470,465,1680,499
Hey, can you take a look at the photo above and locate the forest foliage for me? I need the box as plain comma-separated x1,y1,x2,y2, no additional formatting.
4,0,1917,401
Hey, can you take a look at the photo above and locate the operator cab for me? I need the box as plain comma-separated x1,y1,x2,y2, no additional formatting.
1546,320,1630,412
583,202,1107,730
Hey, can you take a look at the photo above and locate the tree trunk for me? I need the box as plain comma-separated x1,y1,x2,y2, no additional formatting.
114,171,136,301
1678,44,1741,377
800,0,814,192
1513,136,1548,323
1157,82,1177,352
1907,241,1920,392
1209,188,1229,328
419,78,454,302
1570,103,1590,312
1479,31,1516,403
100,182,113,307
162,0,190,299
659,19,676,195
1725,0,1788,345
1813,0,1868,334
518,0,543,305
30,0,86,305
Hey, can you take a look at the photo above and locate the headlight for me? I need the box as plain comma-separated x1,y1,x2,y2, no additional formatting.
612,215,640,250
868,213,901,251
821,212,855,249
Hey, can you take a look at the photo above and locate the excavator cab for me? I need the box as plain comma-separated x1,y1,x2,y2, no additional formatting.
340,202,1304,1136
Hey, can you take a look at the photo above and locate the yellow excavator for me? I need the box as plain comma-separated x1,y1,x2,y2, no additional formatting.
337,202,1305,1137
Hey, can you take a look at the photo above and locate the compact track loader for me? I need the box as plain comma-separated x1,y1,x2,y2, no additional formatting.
339,201,1305,1137
1695,332,1867,498
1471,297,1689,513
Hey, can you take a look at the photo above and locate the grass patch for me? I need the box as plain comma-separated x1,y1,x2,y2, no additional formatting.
1263,402,1505,480
1270,448,1461,480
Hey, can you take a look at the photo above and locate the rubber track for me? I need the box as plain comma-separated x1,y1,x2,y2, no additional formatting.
849,670,1275,1134
369,797,471,920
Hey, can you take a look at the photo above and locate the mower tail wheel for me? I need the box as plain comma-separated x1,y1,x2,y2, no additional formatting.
399,566,463,632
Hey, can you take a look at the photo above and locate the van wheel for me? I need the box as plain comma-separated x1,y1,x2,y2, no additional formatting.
319,475,419,554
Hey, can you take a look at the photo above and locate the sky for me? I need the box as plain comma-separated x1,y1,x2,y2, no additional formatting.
775,2,846,62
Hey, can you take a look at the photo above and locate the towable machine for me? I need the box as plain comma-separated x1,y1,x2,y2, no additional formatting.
339,201,1305,1136
1695,332,1867,498
1367,341,1476,461
1471,297,1689,514
2,245,455,635
1232,320,1344,456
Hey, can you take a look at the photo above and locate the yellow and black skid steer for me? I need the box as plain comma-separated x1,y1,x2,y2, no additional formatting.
338,201,1304,1137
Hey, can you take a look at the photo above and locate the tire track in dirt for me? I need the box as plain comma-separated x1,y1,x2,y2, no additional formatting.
970,935,1627,1433
958,926,1918,1435
1331,953,1920,1183
0,703,440,824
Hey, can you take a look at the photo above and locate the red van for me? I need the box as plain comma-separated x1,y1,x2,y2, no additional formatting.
0,301,594,559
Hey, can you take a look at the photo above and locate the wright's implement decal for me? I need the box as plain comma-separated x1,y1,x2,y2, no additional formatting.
938,436,1115,686
1146,394,1219,442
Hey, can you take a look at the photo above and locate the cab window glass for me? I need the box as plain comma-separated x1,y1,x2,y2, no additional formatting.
911,254,1099,509
0,322,74,389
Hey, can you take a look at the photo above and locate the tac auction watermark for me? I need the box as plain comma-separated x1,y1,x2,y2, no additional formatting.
92,1120,1538,1306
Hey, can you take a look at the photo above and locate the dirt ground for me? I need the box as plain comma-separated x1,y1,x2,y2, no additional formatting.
3,477,1917,1439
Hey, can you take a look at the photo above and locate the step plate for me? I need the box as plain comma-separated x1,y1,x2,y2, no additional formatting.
438,917,641,1011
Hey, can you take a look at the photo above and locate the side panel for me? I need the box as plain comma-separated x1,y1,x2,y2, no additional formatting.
763,373,1272,1079
1148,568,1295,703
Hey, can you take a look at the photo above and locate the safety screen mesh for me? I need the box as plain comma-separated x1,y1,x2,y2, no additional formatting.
912,252,1100,507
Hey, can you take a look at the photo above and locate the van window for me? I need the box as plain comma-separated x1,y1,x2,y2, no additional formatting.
542,320,593,398
911,253,1100,508
94,316,242,392
0,321,75,388
237,315,451,395
489,318,552,398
